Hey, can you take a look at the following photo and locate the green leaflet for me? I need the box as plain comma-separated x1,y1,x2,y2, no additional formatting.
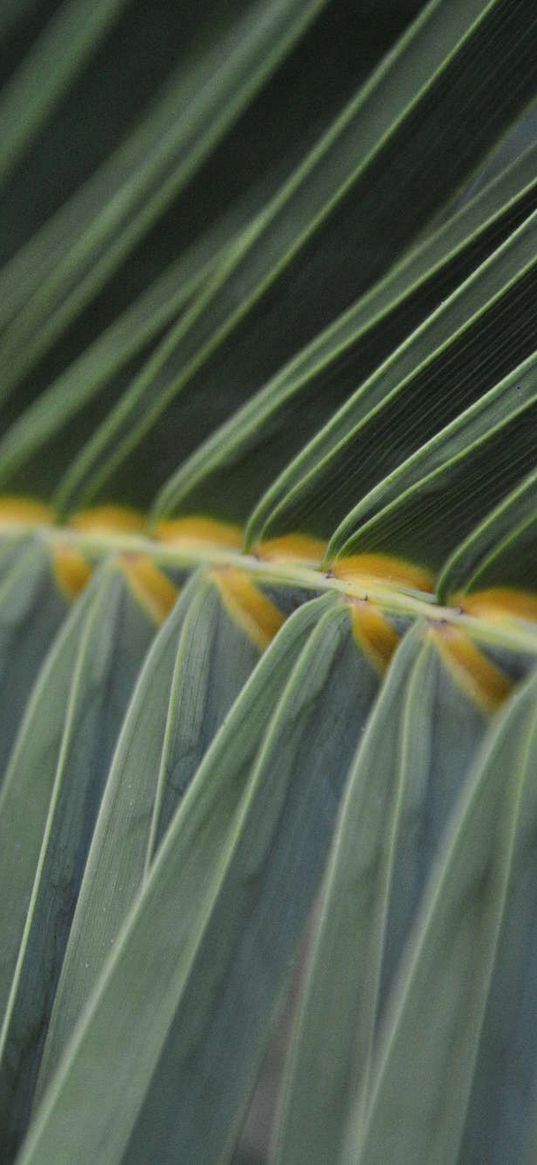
0,0,327,404
458,694,537,1162
0,563,155,1159
247,208,537,546
0,534,28,578
0,0,203,288
154,143,537,525
349,666,537,1165
122,600,380,1165
0,204,248,496
37,568,263,1089
0,537,69,782
273,623,488,1165
18,596,379,1165
0,3,536,1163
439,467,537,597
0,0,129,187
0,0,47,37
49,0,537,514
327,351,537,560
19,591,327,1159
327,355,537,571
520,1053,537,1165
0,0,403,369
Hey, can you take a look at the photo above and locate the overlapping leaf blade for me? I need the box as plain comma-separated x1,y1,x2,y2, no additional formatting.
50,0,537,513
439,466,537,597
247,208,537,547
458,706,537,1163
155,143,537,525
328,356,537,570
326,352,537,560
0,0,129,187
18,594,349,1164
0,209,244,495
0,0,328,405
122,601,381,1165
0,537,69,781
37,567,264,1087
273,624,489,1165
350,668,537,1165
0,563,156,1157
0,3,536,1164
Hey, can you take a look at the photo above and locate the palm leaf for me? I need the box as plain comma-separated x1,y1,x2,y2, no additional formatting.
0,2,536,1163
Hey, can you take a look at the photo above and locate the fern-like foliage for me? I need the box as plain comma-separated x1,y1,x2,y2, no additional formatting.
0,2,537,1163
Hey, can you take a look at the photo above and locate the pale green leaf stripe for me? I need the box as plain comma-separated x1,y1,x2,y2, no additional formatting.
328,351,537,561
0,538,68,782
0,203,252,493
0,0,326,400
16,595,362,1165
37,569,261,1091
0,565,155,1156
154,142,537,523
0,0,128,186
350,668,537,1165
51,0,530,513
274,626,486,1165
438,466,537,598
246,208,537,547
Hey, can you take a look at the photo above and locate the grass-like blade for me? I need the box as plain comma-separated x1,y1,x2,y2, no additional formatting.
37,567,265,1089
121,599,380,1165
0,537,69,782
0,563,156,1158
154,143,537,525
0,0,326,401
350,667,537,1165
457,679,537,1160
327,353,537,571
0,0,128,187
50,0,537,514
247,209,537,547
18,595,379,1164
273,623,488,1165
439,467,537,598
0,201,258,496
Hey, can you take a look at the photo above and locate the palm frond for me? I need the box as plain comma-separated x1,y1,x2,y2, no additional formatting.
0,2,537,1163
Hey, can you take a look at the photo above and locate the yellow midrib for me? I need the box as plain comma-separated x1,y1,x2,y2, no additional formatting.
1,501,536,658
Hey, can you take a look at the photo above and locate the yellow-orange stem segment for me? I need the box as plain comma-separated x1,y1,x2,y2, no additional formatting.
430,624,512,713
52,547,93,599
153,516,243,550
69,506,147,536
331,553,434,594
122,556,179,623
453,588,537,624
350,601,399,673
212,567,285,651
0,497,56,527
254,533,326,566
